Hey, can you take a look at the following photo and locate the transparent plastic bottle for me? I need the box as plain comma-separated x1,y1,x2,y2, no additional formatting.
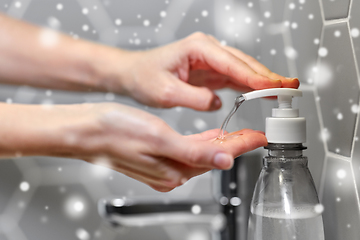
247,143,324,240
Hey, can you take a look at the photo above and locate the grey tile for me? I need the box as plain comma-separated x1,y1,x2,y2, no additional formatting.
223,1,261,51
238,96,268,133
114,226,178,240
298,90,326,190
0,160,23,214
321,0,350,20
253,0,290,77
176,0,216,39
349,0,360,78
104,0,171,48
218,0,291,77
351,119,360,204
0,84,18,102
23,0,98,42
19,184,102,240
321,156,360,240
103,0,167,28
263,0,288,23
177,108,220,135
316,23,359,157
288,0,323,84
235,151,263,240
30,156,83,168
259,31,290,78
107,169,214,200
0,0,12,12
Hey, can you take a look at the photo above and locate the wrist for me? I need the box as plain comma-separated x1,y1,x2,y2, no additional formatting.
0,103,101,159
87,44,140,95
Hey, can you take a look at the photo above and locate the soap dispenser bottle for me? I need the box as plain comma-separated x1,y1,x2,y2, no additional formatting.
238,89,324,240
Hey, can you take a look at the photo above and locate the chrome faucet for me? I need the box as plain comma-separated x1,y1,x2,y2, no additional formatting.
98,154,262,240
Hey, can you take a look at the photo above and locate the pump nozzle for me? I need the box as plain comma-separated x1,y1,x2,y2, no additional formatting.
242,88,302,101
241,88,305,143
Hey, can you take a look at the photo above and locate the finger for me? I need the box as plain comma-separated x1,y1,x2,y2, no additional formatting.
223,46,275,76
213,131,267,157
185,129,221,141
188,69,231,89
205,35,281,81
281,77,300,88
171,77,222,111
224,128,265,137
170,130,267,169
161,133,235,170
205,35,300,89
186,34,282,90
118,157,211,191
117,166,176,192
109,156,189,191
213,129,264,142
222,45,300,89
186,128,262,142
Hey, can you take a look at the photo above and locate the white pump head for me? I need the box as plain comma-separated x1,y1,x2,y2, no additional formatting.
242,88,306,143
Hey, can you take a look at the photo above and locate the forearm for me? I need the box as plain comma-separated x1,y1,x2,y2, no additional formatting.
0,13,133,94
0,103,95,158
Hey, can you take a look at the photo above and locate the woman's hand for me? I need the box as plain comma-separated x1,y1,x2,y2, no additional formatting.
69,103,267,192
0,15,289,192
119,32,299,111
0,15,298,110
0,102,267,192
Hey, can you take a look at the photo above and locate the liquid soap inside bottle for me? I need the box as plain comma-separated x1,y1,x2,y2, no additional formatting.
248,205,324,240
247,143,324,240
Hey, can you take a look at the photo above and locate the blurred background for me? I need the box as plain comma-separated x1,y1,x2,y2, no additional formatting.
0,0,359,239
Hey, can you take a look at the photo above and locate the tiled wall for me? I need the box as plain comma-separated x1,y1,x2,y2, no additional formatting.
0,0,360,240
246,1,360,240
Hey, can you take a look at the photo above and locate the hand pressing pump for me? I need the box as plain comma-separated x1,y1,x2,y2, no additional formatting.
240,88,325,240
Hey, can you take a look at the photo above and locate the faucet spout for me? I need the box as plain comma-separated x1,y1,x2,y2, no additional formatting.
98,198,226,231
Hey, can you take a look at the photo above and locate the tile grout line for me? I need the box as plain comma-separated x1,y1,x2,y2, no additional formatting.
349,159,360,225
346,20,360,160
345,0,360,220
315,0,329,155
324,18,348,26
326,152,352,162
315,21,329,201
345,18,360,215
317,0,325,24
348,0,354,20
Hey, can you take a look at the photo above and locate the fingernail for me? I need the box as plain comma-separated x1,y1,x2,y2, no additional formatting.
210,98,222,110
180,178,188,185
255,130,266,135
214,153,233,169
286,77,298,81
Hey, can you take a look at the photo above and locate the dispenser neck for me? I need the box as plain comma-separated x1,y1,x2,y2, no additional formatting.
265,143,306,158
264,144,308,169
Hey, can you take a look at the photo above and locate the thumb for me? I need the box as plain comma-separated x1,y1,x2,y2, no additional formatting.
172,79,222,111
